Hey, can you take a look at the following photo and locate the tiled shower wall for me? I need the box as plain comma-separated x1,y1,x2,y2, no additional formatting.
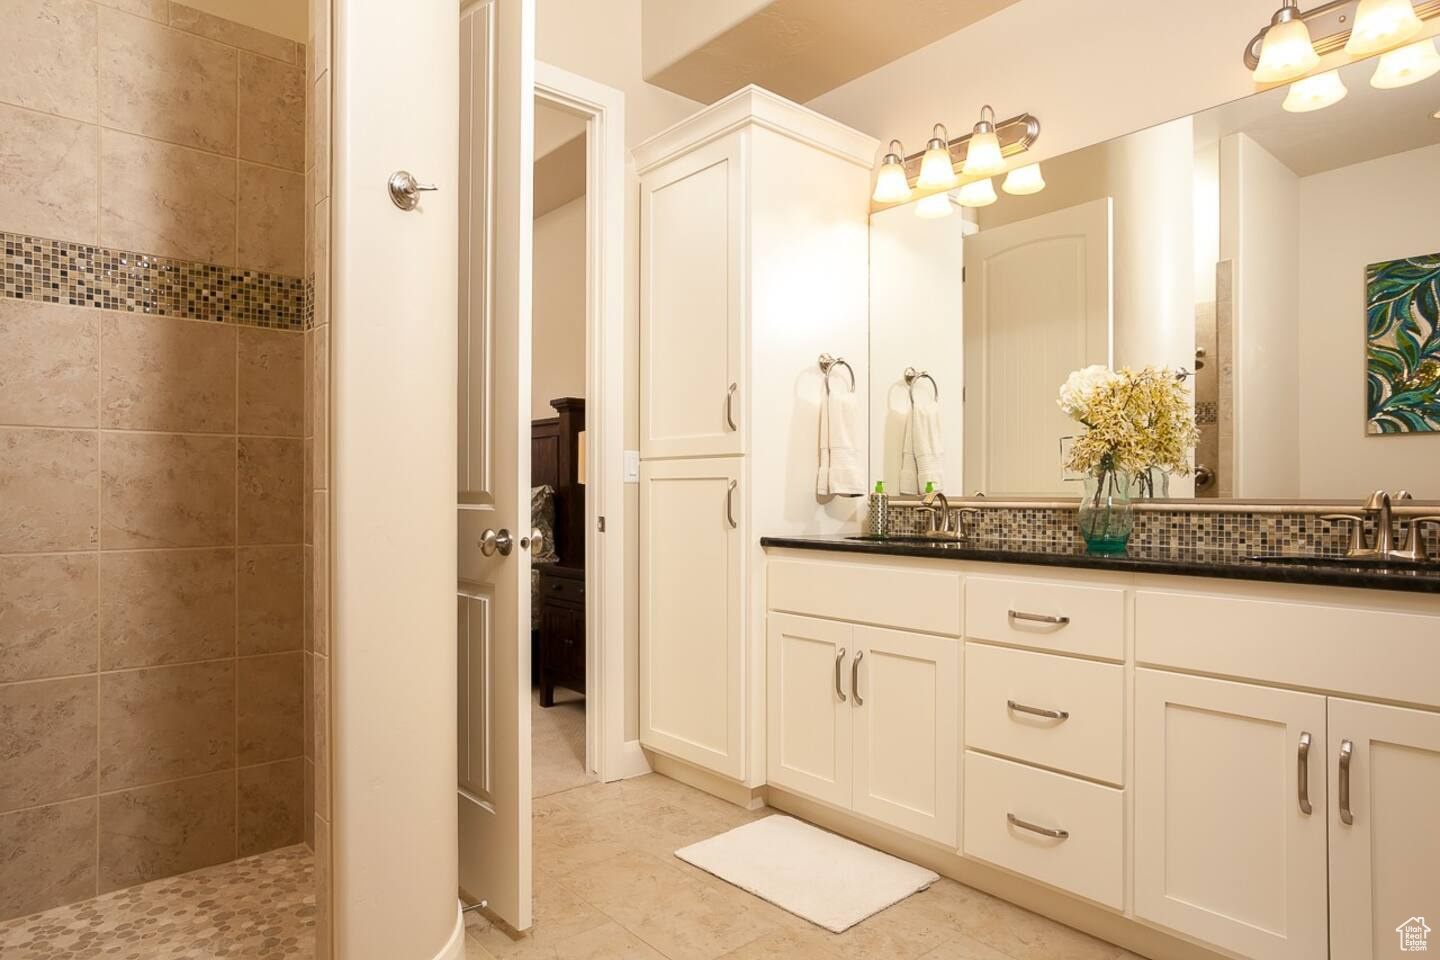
0,0,306,923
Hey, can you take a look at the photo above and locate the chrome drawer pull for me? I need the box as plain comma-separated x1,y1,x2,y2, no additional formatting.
1007,700,1069,721
1007,610,1070,626
725,480,738,529
1297,731,1312,816
1339,739,1354,825
834,647,847,703
1006,813,1069,839
851,650,864,707
725,382,738,431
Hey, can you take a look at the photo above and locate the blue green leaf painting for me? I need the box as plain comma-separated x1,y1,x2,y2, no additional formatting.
1366,252,1440,435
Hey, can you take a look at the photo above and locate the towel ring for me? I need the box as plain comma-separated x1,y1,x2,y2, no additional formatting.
818,354,856,394
904,367,939,402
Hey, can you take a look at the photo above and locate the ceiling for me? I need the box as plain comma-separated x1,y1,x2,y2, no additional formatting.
643,0,1025,104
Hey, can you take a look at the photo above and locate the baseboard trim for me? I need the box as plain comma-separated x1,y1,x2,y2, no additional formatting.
433,903,465,960
646,751,767,810
611,739,653,780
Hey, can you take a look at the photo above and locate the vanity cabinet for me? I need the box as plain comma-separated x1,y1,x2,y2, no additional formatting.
766,613,960,846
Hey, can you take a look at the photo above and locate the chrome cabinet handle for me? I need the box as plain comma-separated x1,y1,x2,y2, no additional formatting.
1006,813,1069,839
479,528,514,557
1008,610,1070,626
851,650,864,707
388,170,438,210
1339,739,1354,825
1007,699,1069,721
834,647,847,703
725,480,738,529
725,382,738,431
1297,731,1312,815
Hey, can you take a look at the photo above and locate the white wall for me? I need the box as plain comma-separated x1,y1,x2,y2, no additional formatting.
532,196,587,413
1221,132,1300,498
1297,142,1440,498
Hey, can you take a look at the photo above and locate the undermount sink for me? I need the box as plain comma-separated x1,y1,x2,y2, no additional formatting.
847,534,964,545
1249,554,1434,570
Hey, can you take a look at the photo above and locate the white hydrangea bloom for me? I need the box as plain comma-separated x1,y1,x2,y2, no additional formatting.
1057,364,1118,419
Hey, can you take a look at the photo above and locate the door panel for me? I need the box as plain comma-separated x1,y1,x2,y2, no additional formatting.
640,138,744,459
639,458,743,778
457,0,533,932
766,613,851,808
1328,698,1440,960
963,197,1111,496
1134,669,1327,960
851,625,959,847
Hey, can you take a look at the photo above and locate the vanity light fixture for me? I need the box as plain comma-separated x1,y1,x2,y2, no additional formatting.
872,140,914,203
1002,162,1046,195
915,192,955,219
1345,0,1423,55
1253,0,1321,82
917,124,960,190
1371,36,1440,87
956,178,998,207
962,106,1007,177
1283,68,1349,110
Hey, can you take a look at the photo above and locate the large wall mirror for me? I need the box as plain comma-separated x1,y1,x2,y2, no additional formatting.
869,51,1440,502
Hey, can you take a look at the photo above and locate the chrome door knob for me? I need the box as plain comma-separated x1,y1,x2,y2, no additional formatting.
479,528,514,557
388,170,439,211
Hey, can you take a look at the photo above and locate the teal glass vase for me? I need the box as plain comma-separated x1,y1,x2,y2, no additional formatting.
1078,465,1135,554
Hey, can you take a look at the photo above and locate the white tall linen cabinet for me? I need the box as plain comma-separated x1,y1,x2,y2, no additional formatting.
634,87,877,787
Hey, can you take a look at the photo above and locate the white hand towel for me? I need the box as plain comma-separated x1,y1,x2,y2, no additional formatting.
900,396,944,495
817,389,864,497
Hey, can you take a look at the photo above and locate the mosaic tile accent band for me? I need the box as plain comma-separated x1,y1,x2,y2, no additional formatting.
886,503,1440,560
2,232,306,331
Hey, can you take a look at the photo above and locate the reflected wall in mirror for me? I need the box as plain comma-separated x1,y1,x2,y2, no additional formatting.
869,51,1440,502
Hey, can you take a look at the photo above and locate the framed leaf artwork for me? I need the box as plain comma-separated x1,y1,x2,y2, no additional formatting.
1366,252,1440,435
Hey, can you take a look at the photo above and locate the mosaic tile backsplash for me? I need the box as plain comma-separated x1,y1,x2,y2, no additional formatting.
2,232,307,331
886,503,1440,560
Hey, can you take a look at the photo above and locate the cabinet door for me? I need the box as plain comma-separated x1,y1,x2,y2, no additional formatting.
766,613,852,808
639,458,744,778
1328,698,1440,960
1134,669,1328,960
851,625,959,846
640,135,744,459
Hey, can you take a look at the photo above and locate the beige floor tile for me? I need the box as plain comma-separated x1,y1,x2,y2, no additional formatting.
716,927,845,959
534,808,630,878
554,921,669,960
915,932,1017,960
533,687,592,799
467,873,609,959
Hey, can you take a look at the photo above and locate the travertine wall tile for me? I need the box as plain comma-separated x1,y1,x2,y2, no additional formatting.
238,437,303,544
238,327,304,436
91,0,166,22
99,128,236,265
238,652,303,765
0,0,99,123
238,545,303,656
311,492,328,656
0,798,97,920
0,554,99,683
238,758,304,856
100,312,237,432
0,676,97,811
0,427,98,553
98,660,235,789
238,163,305,275
99,548,236,669
239,53,305,171
0,299,99,428
0,105,98,243
169,3,296,63
312,653,328,817
310,321,328,484
100,432,235,548
309,76,329,202
98,770,236,892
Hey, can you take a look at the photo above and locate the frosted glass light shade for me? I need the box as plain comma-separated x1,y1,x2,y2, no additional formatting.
962,130,1006,177
915,192,954,219
1002,162,1046,195
1371,38,1440,88
1345,0,1422,56
917,145,959,190
1254,16,1319,82
1283,70,1348,112
956,178,998,208
872,159,913,203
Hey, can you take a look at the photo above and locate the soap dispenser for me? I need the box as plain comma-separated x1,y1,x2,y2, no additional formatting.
868,481,889,537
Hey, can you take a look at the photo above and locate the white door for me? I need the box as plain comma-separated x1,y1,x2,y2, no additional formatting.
640,136,744,459
1328,698,1440,959
766,613,852,807
1134,669,1328,960
639,457,744,778
850,625,959,847
962,198,1111,496
456,0,534,932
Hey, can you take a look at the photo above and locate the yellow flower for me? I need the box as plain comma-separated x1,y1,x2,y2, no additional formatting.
1057,366,1199,477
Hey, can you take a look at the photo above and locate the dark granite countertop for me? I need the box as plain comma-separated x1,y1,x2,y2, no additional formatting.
760,535,1440,595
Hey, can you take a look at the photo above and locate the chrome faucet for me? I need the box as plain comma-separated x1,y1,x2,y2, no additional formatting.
1325,490,1440,562
919,489,951,535
1366,490,1394,558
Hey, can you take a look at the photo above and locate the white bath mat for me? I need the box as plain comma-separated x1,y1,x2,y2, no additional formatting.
674,815,938,933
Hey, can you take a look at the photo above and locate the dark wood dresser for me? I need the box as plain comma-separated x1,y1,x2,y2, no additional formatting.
536,563,585,706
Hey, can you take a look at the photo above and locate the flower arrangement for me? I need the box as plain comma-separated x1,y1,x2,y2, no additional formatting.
1058,364,1199,481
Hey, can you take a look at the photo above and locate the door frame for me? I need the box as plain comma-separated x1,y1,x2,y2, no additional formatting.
533,63,632,781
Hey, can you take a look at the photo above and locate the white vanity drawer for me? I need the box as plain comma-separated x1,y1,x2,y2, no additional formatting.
965,576,1125,660
963,751,1124,910
964,643,1124,785
768,558,962,637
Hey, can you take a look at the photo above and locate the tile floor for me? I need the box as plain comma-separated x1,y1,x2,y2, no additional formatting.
467,774,1145,960
0,843,315,960
532,687,593,799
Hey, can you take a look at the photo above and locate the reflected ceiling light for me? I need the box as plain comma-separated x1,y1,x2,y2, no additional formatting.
1002,162,1046,195
1345,0,1423,56
916,124,959,190
871,139,913,204
956,178,998,208
915,192,954,219
1253,1,1320,83
1282,69,1348,111
961,106,1007,177
1371,37,1440,88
